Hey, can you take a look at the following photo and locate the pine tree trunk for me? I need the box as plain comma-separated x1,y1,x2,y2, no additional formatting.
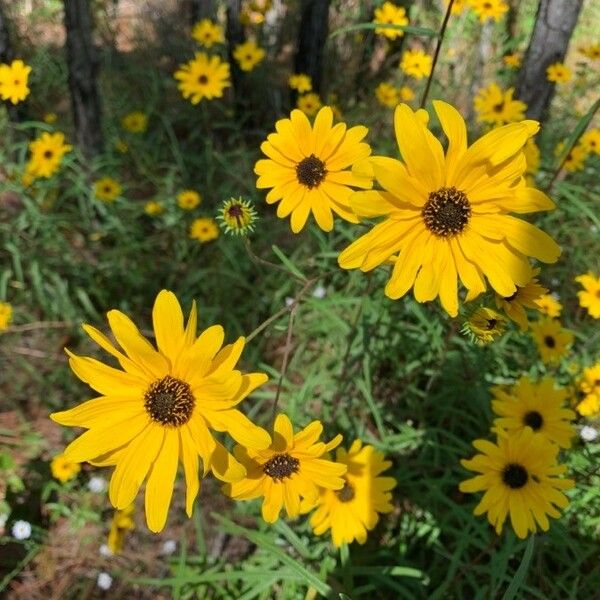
515,0,583,121
63,0,103,159
294,0,331,95
188,0,215,23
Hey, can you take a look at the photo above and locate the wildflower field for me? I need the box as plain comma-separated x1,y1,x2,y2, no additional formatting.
1,0,600,597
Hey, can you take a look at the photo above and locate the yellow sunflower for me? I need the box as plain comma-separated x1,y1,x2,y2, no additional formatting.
530,318,573,364
535,294,562,318
338,101,559,317
462,307,506,345
254,106,372,233
474,83,527,126
303,440,396,547
580,129,600,155
575,272,600,318
460,428,574,539
503,53,521,68
144,200,164,216
233,41,266,72
190,217,219,242
546,62,572,84
121,111,148,133
0,301,12,331
399,49,432,79
468,0,509,22
224,414,346,523
51,290,270,532
288,73,312,93
373,2,409,40
296,92,322,116
50,453,81,483
191,19,225,47
375,82,399,108
495,268,547,330
175,52,231,104
177,190,202,210
0,59,31,104
491,377,575,448
107,504,135,554
94,177,122,202
26,132,72,179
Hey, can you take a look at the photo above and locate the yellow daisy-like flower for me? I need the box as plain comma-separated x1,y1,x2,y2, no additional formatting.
296,92,322,116
144,200,164,216
50,453,81,483
0,301,13,331
578,43,600,60
304,440,396,547
288,73,312,93
399,49,432,79
233,41,266,72
491,377,576,449
468,0,509,22
177,190,202,210
51,290,270,532
190,217,219,242
224,414,346,523
0,59,31,104
373,2,409,40
580,129,600,155
191,19,224,47
399,86,415,102
577,393,600,417
217,197,258,236
254,106,372,233
462,307,506,345
375,82,399,108
534,294,561,318
579,363,600,396
495,269,547,330
93,177,122,202
338,101,560,317
121,111,148,133
107,504,135,555
503,53,521,68
43,112,58,124
575,272,600,318
240,0,272,26
546,62,572,84
174,52,231,104
530,318,573,364
459,428,574,539
562,144,588,172
26,132,72,179
474,83,527,126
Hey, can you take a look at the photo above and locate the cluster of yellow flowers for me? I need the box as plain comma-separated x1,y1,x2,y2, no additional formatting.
375,82,414,108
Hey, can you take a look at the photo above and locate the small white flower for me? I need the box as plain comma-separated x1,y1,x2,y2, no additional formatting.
312,284,327,299
97,572,113,590
160,539,177,555
99,544,113,557
285,297,294,307
88,476,107,493
11,520,32,540
580,425,598,442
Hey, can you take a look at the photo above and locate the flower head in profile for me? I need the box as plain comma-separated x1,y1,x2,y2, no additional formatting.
144,200,164,216
495,269,547,330
121,111,148,133
26,132,72,179
107,504,135,554
535,294,562,318
50,453,81,483
177,190,202,210
296,92,322,116
460,428,574,538
503,53,521,68
233,41,266,72
0,302,12,331
255,106,372,233
491,377,575,448
546,62,572,84
575,272,600,318
579,129,600,155
474,83,527,126
217,197,258,236
462,307,506,345
191,19,224,47
373,2,409,40
175,53,231,104
0,59,31,104
94,177,122,202
51,291,270,532
190,217,219,242
303,440,396,547
224,414,346,523
338,101,559,316
288,73,312,93
469,0,508,22
375,82,399,108
530,318,573,364
400,49,432,79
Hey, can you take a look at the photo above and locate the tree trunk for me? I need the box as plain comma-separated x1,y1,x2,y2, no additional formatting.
294,0,331,95
63,0,103,159
515,0,583,121
187,0,215,23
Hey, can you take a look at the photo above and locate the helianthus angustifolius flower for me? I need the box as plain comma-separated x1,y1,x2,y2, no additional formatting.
107,504,135,555
577,363,600,416
233,41,266,72
94,177,122,202
445,0,467,15
495,269,547,330
0,59,31,104
503,53,521,68
26,132,72,179
580,129,600,155
303,440,396,547
296,92,322,116
546,62,572,84
575,272,600,318
191,19,224,47
288,73,312,93
491,377,575,448
462,307,506,345
399,86,414,101
190,217,219,242
51,290,270,532
373,2,409,40
121,111,148,133
399,49,432,79
338,101,559,317
177,190,202,210
578,43,600,60
0,302,12,331
460,428,574,538
530,318,573,364
375,82,399,108
469,0,508,22
174,53,231,104
474,83,527,126
562,144,587,172
224,414,346,523
50,453,81,483
255,106,372,233
217,197,257,236
144,200,164,216
535,294,562,318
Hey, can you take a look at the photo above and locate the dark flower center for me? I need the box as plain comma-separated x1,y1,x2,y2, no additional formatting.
144,375,195,426
263,453,300,480
493,101,504,113
43,150,54,159
198,75,208,84
336,482,355,502
502,463,529,489
544,335,556,348
523,410,543,431
485,318,498,330
422,187,471,237
227,204,244,219
296,154,327,189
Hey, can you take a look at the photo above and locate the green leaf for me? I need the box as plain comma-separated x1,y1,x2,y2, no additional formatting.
502,536,535,600
271,245,307,280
